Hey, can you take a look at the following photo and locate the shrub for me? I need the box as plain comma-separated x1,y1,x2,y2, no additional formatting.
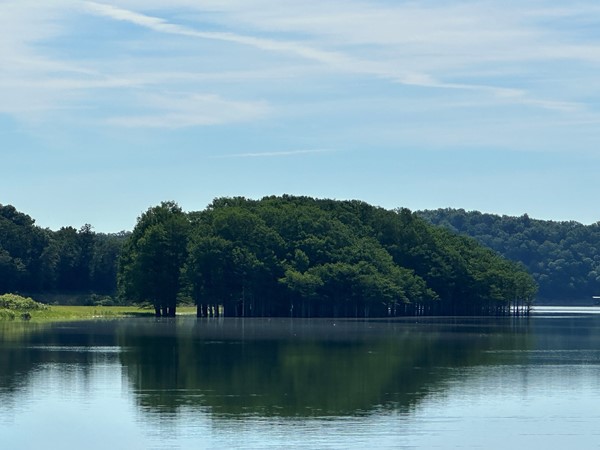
87,294,118,307
0,294,49,311
0,309,16,320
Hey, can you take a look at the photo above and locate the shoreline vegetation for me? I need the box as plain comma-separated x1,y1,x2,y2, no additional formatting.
120,196,536,318
0,294,196,322
1,196,538,318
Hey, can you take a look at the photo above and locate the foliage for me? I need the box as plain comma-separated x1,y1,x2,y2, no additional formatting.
181,196,534,317
418,208,600,302
0,199,537,315
117,202,190,316
0,309,16,320
0,294,48,311
0,293,48,321
0,203,129,298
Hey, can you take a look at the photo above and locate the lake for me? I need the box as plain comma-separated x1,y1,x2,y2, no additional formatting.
1,307,600,449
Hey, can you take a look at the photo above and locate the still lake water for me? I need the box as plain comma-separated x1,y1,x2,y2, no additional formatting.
1,307,600,449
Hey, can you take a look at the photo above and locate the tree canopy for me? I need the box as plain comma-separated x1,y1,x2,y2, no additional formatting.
418,208,600,303
121,196,536,317
0,204,128,298
0,199,538,315
118,202,190,317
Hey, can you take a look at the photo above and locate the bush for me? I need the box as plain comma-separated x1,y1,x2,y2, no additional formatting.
0,294,49,311
0,309,16,320
88,294,118,307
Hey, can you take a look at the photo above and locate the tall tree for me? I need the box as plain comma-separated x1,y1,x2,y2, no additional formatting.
118,202,189,316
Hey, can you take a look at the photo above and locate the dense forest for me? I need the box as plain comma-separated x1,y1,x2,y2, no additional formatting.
0,198,538,316
0,204,127,302
418,208,600,303
118,196,536,317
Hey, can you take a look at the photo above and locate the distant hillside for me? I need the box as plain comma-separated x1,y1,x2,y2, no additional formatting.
418,208,600,304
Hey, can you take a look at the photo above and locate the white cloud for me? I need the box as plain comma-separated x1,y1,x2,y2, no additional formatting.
105,93,270,128
0,1,277,126
0,1,87,117
82,1,593,114
2,0,600,130
83,2,354,66
211,148,336,158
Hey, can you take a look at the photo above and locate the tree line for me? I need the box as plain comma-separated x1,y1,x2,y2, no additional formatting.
118,196,536,317
418,208,600,303
0,199,538,315
0,204,127,299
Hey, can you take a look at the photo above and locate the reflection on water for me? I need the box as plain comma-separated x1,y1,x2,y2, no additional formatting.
117,318,530,419
533,305,600,315
1,312,600,448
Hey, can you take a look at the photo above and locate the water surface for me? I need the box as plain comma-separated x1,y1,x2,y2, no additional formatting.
1,308,600,449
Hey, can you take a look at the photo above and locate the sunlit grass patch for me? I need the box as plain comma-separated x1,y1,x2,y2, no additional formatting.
27,305,170,322
0,292,198,322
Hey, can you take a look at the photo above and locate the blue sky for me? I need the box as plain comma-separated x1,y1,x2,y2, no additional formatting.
4,0,600,232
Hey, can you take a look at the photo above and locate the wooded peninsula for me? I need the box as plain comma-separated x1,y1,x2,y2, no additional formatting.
1,196,540,317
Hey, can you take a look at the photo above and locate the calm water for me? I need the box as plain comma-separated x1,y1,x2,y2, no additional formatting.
1,308,600,449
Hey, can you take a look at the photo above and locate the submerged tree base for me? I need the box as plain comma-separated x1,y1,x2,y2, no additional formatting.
154,305,177,317
194,299,532,318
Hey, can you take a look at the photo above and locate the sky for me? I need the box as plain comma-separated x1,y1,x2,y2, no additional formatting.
4,0,600,232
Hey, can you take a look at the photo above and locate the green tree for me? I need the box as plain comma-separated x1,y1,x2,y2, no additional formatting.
418,208,593,303
185,235,234,317
0,205,50,293
118,202,190,316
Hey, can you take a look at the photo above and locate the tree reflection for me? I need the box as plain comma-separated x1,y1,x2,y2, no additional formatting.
118,318,531,418
0,318,533,421
0,321,120,398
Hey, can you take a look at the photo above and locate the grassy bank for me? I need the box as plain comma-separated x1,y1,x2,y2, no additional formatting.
26,305,156,322
59,305,195,319
2,305,198,322
0,294,197,322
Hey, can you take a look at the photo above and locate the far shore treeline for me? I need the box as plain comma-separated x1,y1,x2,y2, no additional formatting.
418,209,600,303
0,196,569,317
0,204,127,301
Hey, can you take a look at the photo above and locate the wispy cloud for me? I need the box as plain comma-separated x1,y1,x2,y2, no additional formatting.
105,93,270,128
2,0,599,133
84,2,354,66
211,148,337,158
83,1,588,113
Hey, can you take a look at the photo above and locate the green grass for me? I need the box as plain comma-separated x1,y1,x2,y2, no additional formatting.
0,305,197,322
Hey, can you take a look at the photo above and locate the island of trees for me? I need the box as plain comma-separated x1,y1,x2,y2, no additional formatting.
118,196,536,317
0,197,540,317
